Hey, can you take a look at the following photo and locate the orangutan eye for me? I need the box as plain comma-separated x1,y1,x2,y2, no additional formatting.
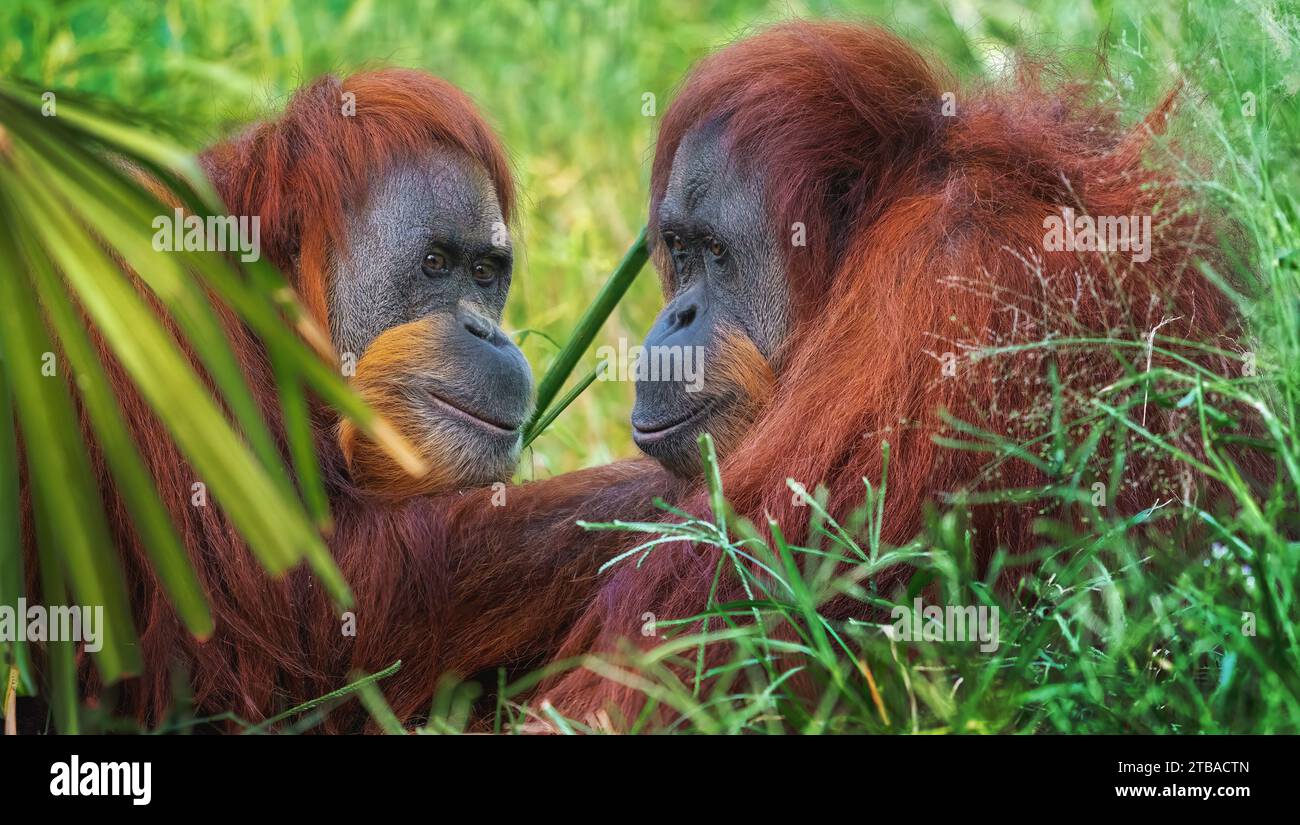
472,261,497,285
665,231,685,253
422,252,448,276
707,237,726,258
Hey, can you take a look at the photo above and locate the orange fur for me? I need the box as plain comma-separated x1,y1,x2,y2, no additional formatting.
537,21,1255,728
704,328,776,458
18,69,664,731
339,315,506,497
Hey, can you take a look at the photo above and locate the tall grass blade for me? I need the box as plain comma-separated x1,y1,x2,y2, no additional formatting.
525,227,648,440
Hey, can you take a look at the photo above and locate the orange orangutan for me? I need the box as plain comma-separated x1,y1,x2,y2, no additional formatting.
15,22,1253,735
17,69,679,732
530,21,1253,728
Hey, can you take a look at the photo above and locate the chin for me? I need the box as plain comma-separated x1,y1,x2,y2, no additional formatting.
632,408,734,478
341,410,522,497
633,384,771,478
415,416,522,490
634,434,705,478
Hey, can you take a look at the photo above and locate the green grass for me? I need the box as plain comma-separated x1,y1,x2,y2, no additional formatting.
3,0,1298,733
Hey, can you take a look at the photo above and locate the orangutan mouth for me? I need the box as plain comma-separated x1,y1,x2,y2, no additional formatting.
631,400,717,444
428,390,520,435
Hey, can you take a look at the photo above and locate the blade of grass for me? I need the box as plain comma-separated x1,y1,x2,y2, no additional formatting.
524,226,647,439
243,660,402,733
522,361,604,448
268,345,333,532
354,673,407,735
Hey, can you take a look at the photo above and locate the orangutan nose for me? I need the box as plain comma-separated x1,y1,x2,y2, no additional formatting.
458,307,511,350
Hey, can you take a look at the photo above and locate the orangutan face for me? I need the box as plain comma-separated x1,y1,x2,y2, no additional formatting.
633,121,789,476
334,148,533,496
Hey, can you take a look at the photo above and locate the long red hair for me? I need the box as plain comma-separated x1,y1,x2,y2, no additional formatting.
21,69,661,732
541,21,1246,726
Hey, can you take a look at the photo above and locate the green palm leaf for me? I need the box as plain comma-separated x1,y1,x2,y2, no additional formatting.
0,80,417,727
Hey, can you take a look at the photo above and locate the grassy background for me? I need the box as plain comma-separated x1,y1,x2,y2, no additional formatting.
9,0,1290,476
5,0,1298,733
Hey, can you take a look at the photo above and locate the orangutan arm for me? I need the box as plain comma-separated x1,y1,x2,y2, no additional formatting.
433,460,679,678
304,459,677,726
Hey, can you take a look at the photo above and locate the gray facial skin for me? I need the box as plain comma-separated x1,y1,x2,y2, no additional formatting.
632,121,791,476
332,148,533,485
